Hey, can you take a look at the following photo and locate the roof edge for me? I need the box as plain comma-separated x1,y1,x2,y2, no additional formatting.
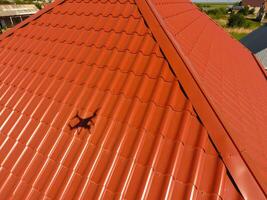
0,0,65,42
252,53,267,78
135,0,266,199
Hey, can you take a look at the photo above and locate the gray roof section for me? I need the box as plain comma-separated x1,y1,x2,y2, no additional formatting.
255,49,267,69
241,25,267,69
0,4,38,17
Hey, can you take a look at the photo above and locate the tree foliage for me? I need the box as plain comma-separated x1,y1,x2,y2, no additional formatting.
228,13,251,28
206,8,227,19
238,6,250,16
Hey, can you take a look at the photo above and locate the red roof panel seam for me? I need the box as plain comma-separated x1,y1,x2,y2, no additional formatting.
50,11,142,19
1,111,205,148
0,59,172,83
26,25,150,37
1,87,191,113
2,42,163,59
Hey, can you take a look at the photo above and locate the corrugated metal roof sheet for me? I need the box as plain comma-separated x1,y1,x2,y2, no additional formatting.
0,1,243,198
0,0,263,199
0,4,38,17
139,0,267,199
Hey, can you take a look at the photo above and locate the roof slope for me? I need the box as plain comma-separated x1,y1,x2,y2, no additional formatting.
241,25,267,69
138,0,267,198
0,0,243,199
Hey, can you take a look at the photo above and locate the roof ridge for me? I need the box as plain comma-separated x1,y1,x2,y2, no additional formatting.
135,0,266,199
51,11,141,19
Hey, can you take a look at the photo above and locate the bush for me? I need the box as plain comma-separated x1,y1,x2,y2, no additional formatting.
233,1,242,6
206,8,227,19
238,6,250,15
0,0,11,4
34,2,43,9
228,13,251,28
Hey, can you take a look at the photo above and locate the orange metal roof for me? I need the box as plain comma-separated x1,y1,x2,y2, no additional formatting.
0,0,263,199
137,0,267,199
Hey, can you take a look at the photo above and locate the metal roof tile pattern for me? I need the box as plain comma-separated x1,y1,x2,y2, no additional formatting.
0,0,246,199
140,0,267,198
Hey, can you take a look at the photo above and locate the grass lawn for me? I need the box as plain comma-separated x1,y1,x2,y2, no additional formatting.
230,32,248,40
195,3,231,9
195,3,262,40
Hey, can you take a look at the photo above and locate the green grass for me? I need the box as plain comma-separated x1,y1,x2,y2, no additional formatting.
195,3,233,9
194,3,262,41
0,0,11,4
230,32,248,40
195,3,233,10
196,3,231,20
247,19,261,29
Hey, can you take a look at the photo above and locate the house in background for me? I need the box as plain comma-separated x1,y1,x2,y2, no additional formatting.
242,0,267,20
0,4,38,30
242,0,264,7
241,25,267,69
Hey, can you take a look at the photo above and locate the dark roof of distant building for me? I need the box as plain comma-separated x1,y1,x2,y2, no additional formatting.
241,25,267,69
0,0,266,199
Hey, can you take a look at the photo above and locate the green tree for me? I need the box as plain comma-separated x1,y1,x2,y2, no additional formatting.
206,8,227,19
228,13,251,28
238,6,250,15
